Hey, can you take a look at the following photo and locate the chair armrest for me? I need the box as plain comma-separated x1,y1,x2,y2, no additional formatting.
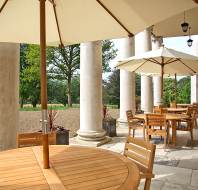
140,172,155,179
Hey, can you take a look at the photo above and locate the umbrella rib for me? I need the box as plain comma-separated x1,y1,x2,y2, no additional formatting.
178,59,196,73
165,58,174,64
96,0,133,37
134,60,148,72
0,0,8,14
145,58,160,65
164,58,180,65
49,0,64,46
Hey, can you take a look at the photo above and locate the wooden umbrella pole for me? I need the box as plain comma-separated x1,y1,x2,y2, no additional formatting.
161,63,164,103
40,0,49,169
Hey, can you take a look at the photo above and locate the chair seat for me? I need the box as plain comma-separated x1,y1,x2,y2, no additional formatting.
147,129,167,136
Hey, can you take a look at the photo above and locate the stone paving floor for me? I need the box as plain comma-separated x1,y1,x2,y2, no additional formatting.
71,127,198,190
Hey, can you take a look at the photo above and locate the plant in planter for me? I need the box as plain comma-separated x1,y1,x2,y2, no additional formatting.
47,108,69,145
102,105,117,137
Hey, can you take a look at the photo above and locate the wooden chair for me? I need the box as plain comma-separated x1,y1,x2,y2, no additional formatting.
176,106,197,145
126,110,145,139
153,106,167,114
17,132,56,148
192,103,198,128
124,136,156,190
145,114,169,147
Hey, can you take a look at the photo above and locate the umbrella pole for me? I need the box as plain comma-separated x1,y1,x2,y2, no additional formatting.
40,0,49,169
161,64,164,104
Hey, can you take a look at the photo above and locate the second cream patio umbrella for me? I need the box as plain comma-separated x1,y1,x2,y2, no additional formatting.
116,46,198,101
0,0,197,169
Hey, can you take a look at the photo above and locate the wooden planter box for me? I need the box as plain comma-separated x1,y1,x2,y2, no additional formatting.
102,118,117,137
17,130,69,148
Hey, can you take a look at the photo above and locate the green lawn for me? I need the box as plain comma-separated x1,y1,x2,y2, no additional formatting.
19,104,118,111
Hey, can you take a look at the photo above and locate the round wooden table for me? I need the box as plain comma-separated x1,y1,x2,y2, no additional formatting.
167,107,187,113
0,145,140,190
177,103,191,108
135,113,189,146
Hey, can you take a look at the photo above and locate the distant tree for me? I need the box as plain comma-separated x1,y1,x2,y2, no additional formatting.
103,70,120,106
103,71,141,107
71,75,80,104
48,40,117,107
177,77,190,103
21,44,41,107
47,44,80,107
48,79,67,106
163,76,190,105
19,44,29,108
163,78,175,106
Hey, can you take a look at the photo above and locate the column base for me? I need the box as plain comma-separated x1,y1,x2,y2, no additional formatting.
77,129,106,141
117,118,128,128
70,136,112,147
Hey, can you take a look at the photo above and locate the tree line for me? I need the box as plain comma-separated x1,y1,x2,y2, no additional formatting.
19,41,117,108
20,42,191,109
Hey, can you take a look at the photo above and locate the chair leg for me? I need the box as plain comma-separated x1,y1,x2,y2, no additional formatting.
133,129,135,138
190,129,193,146
143,126,145,140
164,135,167,148
146,133,150,142
160,126,162,140
144,178,151,190
167,127,170,145
128,127,131,136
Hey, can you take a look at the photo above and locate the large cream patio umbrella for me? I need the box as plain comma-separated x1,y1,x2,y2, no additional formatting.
0,0,197,169
116,46,198,101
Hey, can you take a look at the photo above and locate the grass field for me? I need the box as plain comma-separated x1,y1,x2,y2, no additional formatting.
19,104,118,111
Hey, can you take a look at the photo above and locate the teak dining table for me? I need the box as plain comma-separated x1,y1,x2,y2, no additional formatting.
167,107,187,113
135,113,189,146
0,145,140,190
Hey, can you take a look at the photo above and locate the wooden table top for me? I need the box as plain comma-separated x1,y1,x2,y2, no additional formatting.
0,145,140,190
167,108,187,113
135,113,189,121
177,104,191,108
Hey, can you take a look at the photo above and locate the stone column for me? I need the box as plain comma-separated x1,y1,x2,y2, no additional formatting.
191,75,198,103
118,37,135,125
78,41,106,141
135,28,153,112
191,38,198,103
141,75,153,112
152,36,163,106
0,43,19,151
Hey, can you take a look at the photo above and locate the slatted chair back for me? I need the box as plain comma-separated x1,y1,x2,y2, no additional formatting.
124,136,156,173
145,114,166,127
153,107,167,114
186,106,198,116
17,132,56,148
126,110,133,122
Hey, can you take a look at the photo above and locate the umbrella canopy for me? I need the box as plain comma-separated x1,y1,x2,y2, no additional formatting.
0,0,198,45
153,6,198,37
116,47,198,75
116,46,198,99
